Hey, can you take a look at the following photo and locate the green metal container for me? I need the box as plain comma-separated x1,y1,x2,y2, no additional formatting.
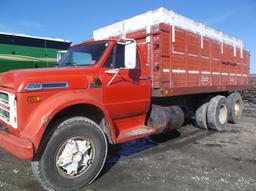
0,32,71,73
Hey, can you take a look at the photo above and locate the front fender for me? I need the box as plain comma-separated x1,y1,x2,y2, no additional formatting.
20,90,116,151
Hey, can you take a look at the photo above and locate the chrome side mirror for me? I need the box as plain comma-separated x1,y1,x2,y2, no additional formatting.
118,39,136,69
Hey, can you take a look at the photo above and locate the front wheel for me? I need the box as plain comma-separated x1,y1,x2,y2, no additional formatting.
31,117,108,191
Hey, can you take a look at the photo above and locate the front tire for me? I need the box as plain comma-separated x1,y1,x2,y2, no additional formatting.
31,117,108,191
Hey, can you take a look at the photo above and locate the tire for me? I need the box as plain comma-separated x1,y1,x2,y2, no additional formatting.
207,96,228,131
196,102,209,129
227,92,243,124
31,117,108,191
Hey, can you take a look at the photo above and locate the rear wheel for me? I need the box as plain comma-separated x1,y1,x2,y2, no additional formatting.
207,96,228,131
31,117,108,191
227,92,243,123
195,102,209,129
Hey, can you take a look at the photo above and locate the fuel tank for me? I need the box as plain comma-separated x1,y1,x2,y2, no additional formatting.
147,105,184,133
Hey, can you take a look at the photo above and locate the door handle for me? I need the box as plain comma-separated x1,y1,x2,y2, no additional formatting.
139,76,151,80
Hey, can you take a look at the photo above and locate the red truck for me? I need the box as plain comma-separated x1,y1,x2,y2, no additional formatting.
0,8,250,191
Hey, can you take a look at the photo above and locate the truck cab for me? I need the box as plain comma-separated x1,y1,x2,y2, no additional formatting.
0,39,153,190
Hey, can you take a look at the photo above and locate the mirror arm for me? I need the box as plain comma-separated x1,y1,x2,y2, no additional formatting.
107,68,122,86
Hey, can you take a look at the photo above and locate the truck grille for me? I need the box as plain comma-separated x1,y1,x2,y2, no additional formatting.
0,92,10,122
0,107,9,121
0,92,8,105
0,91,17,129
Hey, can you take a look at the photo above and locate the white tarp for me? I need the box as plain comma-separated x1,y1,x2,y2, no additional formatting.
93,7,243,50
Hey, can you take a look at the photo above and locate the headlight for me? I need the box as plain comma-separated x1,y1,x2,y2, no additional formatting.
0,91,17,129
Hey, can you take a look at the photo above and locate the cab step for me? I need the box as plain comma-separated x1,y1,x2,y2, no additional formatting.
117,125,156,143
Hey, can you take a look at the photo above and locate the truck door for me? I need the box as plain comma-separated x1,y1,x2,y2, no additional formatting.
101,43,150,119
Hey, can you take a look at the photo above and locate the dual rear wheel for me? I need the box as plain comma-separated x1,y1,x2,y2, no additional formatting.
196,92,243,131
227,92,244,124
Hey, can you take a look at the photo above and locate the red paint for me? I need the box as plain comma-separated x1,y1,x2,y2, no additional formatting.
126,23,250,96
0,131,33,160
0,23,250,160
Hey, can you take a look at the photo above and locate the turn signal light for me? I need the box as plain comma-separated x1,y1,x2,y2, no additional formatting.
27,96,41,103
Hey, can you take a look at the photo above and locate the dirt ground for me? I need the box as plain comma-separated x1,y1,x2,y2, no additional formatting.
1,76,256,191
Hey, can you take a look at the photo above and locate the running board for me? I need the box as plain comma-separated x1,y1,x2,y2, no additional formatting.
117,126,156,143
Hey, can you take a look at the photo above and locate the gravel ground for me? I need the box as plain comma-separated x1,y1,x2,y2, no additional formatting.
0,76,256,191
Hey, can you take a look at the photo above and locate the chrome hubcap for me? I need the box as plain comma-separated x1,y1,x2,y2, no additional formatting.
235,100,242,117
56,137,94,177
219,104,228,124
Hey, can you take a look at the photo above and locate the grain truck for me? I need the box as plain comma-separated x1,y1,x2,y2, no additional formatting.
0,8,250,191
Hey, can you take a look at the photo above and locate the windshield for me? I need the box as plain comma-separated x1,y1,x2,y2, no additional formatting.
58,42,109,67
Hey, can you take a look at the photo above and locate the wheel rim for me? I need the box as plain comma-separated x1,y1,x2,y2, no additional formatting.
219,104,228,124
235,100,242,117
55,136,95,178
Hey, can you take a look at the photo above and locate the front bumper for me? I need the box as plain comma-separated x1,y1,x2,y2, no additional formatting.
0,125,34,160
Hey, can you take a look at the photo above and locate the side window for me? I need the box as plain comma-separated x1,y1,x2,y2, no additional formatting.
115,44,125,68
104,44,125,68
104,43,141,69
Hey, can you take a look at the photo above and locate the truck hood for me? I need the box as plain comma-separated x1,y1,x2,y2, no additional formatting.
0,67,92,92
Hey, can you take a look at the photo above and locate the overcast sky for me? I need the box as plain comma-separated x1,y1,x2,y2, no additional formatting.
0,0,255,73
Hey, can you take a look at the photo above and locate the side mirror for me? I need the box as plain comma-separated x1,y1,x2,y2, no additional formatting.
124,40,136,69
